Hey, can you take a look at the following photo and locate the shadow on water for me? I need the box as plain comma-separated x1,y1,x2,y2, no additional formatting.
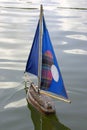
27,103,70,130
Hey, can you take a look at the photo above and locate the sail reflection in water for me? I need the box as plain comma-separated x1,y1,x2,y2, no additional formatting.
28,103,70,130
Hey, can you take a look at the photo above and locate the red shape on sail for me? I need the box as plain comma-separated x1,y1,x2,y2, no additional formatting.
41,51,53,89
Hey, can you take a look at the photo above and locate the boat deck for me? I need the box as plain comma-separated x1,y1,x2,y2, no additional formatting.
26,84,55,114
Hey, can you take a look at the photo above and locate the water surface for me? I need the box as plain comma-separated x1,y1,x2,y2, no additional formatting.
0,0,87,130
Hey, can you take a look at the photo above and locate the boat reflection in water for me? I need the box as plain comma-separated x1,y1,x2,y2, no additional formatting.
27,103,70,130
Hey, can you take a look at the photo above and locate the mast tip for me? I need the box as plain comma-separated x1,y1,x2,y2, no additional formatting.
40,4,43,10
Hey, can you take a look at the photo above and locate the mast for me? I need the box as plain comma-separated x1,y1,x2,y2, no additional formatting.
38,5,43,91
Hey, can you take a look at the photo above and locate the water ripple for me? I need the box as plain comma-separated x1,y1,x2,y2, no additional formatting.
4,98,26,109
57,7,87,10
64,49,87,55
66,34,87,41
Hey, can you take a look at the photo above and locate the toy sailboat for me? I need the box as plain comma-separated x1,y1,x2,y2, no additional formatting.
25,5,71,114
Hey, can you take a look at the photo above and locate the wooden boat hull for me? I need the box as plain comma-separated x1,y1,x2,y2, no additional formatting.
26,83,55,114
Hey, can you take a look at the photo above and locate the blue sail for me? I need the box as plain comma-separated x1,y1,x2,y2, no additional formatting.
25,21,39,76
41,17,68,99
25,16,69,100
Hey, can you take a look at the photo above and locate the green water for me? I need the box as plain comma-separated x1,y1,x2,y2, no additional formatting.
0,0,87,130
